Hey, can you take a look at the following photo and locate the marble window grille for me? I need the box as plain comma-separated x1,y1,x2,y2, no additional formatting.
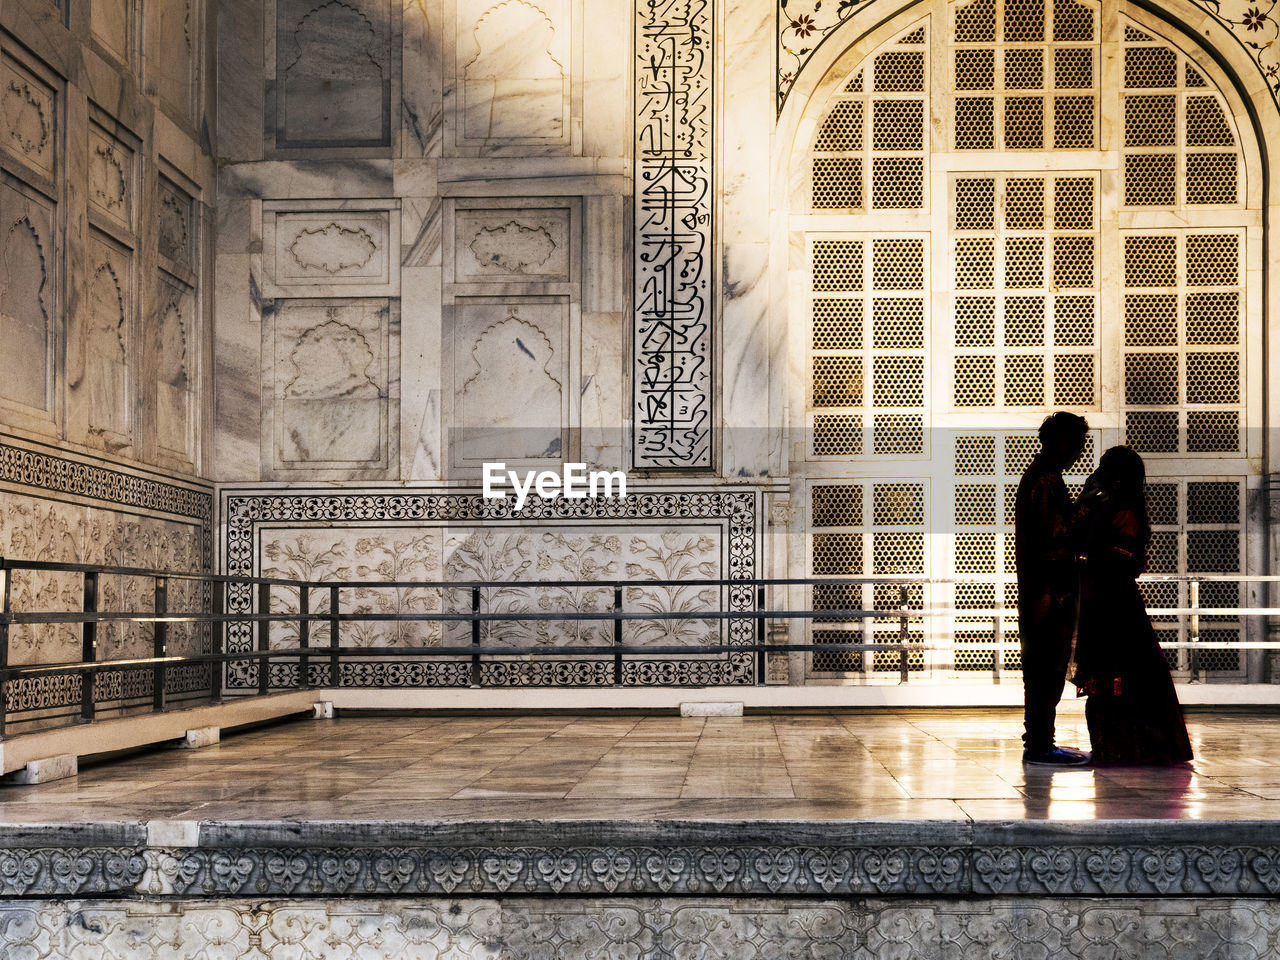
793,0,1259,681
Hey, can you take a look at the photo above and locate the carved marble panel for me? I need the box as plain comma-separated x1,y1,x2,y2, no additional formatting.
456,0,573,148
145,0,198,125
447,297,569,467
633,0,713,468
0,174,56,419
155,274,197,469
263,204,398,296
91,0,135,64
156,175,194,271
0,489,204,668
275,0,393,148
266,298,398,474
441,525,722,649
68,231,134,453
260,526,444,648
223,489,757,688
452,207,571,283
1,53,56,180
87,121,135,232
8,897,1280,960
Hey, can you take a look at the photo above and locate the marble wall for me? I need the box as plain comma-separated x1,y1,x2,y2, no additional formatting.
214,0,630,485
0,0,216,703
1,0,214,477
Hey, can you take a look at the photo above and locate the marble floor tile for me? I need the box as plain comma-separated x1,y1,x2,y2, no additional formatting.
3,710,1279,825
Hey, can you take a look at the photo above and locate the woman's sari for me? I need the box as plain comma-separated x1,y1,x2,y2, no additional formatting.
1070,491,1193,765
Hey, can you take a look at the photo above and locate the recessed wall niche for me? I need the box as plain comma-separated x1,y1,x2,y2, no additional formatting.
442,197,581,475
447,0,583,155
269,0,401,153
0,41,60,437
262,297,401,478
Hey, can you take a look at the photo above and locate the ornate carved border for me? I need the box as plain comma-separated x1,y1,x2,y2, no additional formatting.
222,490,759,688
5,835,1280,898
0,440,212,524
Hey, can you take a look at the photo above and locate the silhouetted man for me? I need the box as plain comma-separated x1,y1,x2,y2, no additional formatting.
1015,412,1090,765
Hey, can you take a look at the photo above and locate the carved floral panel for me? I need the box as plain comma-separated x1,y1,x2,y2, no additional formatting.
156,176,193,271
449,297,568,466
145,0,197,125
155,273,197,469
440,525,721,648
0,490,203,666
260,527,444,648
69,231,134,453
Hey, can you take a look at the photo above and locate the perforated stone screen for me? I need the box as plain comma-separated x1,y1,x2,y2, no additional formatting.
798,2,1256,682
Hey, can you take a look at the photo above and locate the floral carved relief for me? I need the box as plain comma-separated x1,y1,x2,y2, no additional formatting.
157,187,190,267
777,0,1280,112
261,530,443,648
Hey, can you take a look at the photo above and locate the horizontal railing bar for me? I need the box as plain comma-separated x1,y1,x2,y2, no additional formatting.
5,639,1271,682
0,606,1269,625
3,557,1275,589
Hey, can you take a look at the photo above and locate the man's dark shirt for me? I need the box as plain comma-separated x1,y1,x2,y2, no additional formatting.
1014,453,1076,609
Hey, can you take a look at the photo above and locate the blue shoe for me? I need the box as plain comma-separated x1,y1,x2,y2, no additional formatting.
1023,746,1089,765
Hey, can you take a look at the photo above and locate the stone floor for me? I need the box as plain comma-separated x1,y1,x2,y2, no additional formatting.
2,705,1278,823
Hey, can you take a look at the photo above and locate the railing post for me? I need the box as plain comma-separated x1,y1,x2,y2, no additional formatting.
210,578,224,703
756,584,766,686
613,585,623,687
328,584,340,687
1189,579,1201,683
899,585,910,684
153,577,168,712
470,586,481,688
257,581,270,696
81,571,99,722
991,596,1003,685
298,585,310,690
0,558,10,738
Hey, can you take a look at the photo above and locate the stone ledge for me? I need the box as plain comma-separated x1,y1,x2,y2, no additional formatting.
2,819,1278,899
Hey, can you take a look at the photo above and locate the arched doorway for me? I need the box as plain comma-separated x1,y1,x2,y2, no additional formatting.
781,0,1265,686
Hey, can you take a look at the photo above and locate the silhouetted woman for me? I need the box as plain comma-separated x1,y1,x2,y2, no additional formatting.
1070,446,1193,765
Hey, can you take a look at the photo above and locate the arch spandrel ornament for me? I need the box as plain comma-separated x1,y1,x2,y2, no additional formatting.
779,0,1280,117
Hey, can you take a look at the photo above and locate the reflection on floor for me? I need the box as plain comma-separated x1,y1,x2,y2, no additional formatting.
1,706,1276,823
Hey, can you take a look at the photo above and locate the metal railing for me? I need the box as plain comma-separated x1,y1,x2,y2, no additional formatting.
0,556,1276,737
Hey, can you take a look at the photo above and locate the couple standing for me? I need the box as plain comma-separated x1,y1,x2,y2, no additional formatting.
1015,412,1193,766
